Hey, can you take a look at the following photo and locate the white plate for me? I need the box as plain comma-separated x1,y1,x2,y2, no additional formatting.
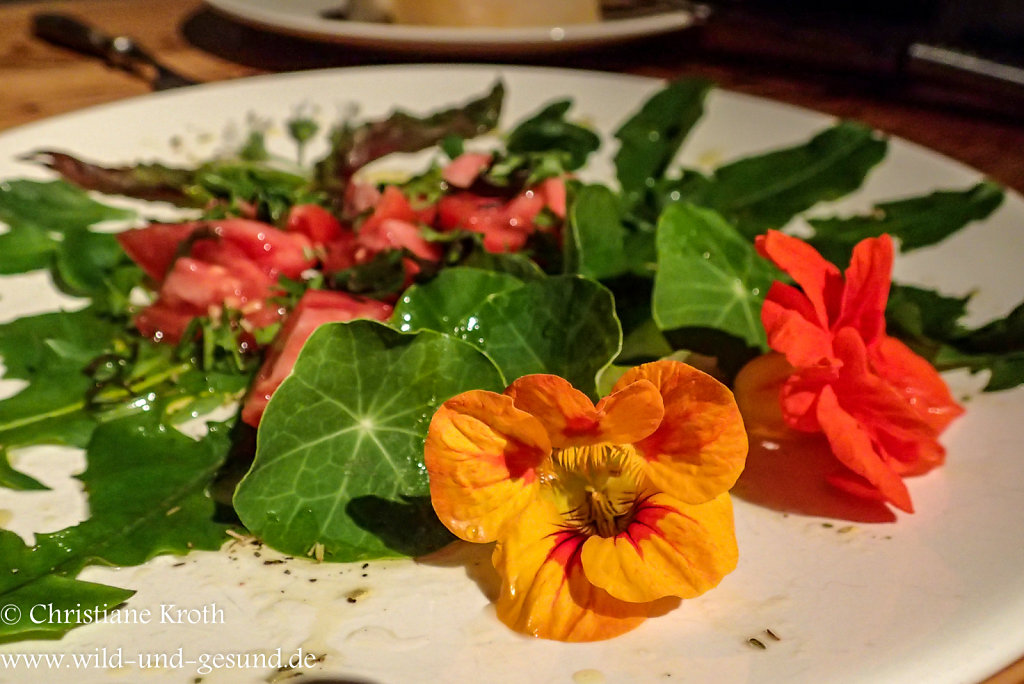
1,65,1023,684
205,0,702,54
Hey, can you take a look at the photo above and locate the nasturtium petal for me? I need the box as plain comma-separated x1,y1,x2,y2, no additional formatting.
616,361,747,504
580,492,737,604
492,496,661,642
835,234,893,345
761,291,836,368
593,379,664,446
815,384,913,513
235,320,505,561
869,335,963,433
425,390,550,543
504,374,599,448
756,230,840,329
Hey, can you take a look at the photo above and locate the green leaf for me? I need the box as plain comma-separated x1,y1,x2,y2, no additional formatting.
569,184,631,280
886,285,1024,391
506,99,601,171
0,180,134,276
0,308,250,487
693,122,888,239
397,272,621,396
0,572,134,641
0,454,47,491
235,321,505,562
809,182,1004,267
653,203,780,348
392,267,524,335
0,413,230,639
0,309,123,462
614,79,712,198
886,284,971,347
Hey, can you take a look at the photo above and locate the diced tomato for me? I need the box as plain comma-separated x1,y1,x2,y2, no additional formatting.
322,230,360,274
134,300,198,343
117,222,198,282
345,181,382,215
286,204,345,246
241,290,393,427
538,177,567,218
205,219,315,279
436,193,531,253
436,180,566,253
358,218,441,262
442,152,492,189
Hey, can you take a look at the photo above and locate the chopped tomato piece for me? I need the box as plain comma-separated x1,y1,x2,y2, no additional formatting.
436,193,532,253
287,204,345,245
241,290,393,426
359,218,442,262
116,222,198,282
205,219,314,279
442,152,492,188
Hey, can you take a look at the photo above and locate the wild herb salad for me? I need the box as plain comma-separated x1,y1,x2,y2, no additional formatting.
0,78,1022,642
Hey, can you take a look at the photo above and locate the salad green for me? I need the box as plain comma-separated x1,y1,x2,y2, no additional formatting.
0,77,1021,642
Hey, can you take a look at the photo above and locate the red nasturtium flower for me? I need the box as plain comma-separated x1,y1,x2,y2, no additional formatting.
734,231,963,513
424,360,747,641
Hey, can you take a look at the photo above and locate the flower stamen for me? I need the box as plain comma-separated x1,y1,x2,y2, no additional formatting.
553,443,642,538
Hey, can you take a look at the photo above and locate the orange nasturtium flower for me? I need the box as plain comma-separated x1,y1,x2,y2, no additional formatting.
734,231,963,513
424,360,747,641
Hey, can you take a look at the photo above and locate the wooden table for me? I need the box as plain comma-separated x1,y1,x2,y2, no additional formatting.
1,1,1023,682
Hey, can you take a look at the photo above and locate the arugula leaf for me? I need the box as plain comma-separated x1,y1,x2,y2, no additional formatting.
614,79,712,201
0,413,230,639
505,99,600,171
234,320,505,561
686,122,888,239
0,307,251,489
190,161,321,224
886,285,970,350
0,455,47,491
653,203,780,349
809,182,1004,267
887,285,1024,391
0,180,134,276
0,309,122,482
395,272,621,397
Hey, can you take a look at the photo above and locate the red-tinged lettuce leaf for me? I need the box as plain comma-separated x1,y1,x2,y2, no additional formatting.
393,270,621,398
0,413,231,640
235,320,505,561
653,203,780,349
21,151,197,205
313,81,504,198
808,182,1004,267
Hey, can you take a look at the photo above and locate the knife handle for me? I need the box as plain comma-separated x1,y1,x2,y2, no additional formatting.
33,13,118,60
